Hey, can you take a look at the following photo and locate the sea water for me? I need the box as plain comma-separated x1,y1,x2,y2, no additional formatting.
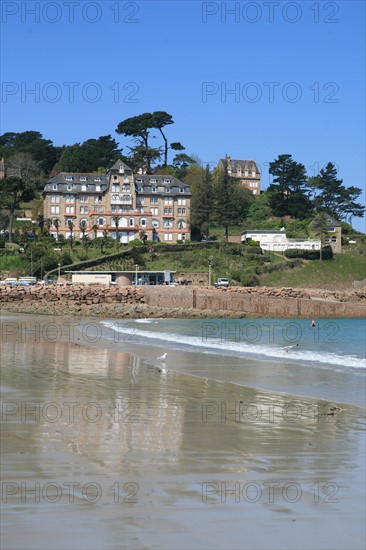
101,317,366,407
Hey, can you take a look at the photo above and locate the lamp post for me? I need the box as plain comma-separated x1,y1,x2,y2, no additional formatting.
135,264,138,285
58,263,61,281
208,261,212,287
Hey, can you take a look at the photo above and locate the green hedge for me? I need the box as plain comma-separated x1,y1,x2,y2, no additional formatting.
284,246,333,260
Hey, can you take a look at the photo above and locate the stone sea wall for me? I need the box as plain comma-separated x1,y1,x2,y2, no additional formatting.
0,284,365,318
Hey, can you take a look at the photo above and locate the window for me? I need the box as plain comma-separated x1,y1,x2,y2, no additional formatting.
80,205,88,214
163,220,173,228
67,185,73,191
95,185,101,192
52,184,58,191
164,197,173,205
136,178,142,183
152,187,157,193
94,177,101,182
65,176,73,182
165,187,171,193
245,171,248,177
112,194,119,201
136,198,144,205
177,220,187,229
164,179,171,183
65,194,75,202
66,205,75,214
150,197,158,204
178,198,186,206
112,184,120,192
119,166,124,173
151,208,158,216
331,236,337,242
80,218,88,227
97,217,106,227
124,177,129,183
150,178,156,183
51,218,59,226
81,185,86,192
51,205,59,214
122,185,130,192
252,171,256,177
94,196,102,203
140,218,147,227
80,177,87,182
178,208,186,215
179,188,185,193
164,233,173,241
113,175,118,181
164,208,173,215
51,195,59,203
152,219,159,228
129,217,134,227
79,195,88,202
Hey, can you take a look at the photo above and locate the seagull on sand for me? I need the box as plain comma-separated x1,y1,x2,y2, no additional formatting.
157,353,167,362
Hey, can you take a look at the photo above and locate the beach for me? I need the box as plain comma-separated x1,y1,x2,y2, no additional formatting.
1,312,365,549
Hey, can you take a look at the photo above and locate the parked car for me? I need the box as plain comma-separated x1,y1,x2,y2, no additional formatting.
214,278,230,288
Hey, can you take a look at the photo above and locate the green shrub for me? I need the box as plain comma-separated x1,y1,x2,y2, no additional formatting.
284,246,333,260
240,269,260,286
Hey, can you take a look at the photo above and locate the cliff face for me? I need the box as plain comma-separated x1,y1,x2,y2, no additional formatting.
0,284,365,318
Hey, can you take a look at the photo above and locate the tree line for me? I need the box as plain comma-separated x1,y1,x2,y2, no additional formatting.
0,115,365,243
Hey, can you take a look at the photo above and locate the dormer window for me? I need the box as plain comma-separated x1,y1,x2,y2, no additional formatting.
52,184,57,191
150,178,156,184
65,176,73,182
80,177,87,182
96,185,101,192
163,179,171,183
67,185,72,191
252,171,256,177
136,179,142,183
179,188,184,193
119,166,124,173
152,187,157,193
165,187,171,193
94,177,101,182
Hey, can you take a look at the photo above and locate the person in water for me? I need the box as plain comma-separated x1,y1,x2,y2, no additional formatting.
311,320,316,327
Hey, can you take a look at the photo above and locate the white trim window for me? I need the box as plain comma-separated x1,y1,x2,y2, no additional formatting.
50,205,59,214
152,219,159,228
140,218,147,227
163,219,173,228
51,195,59,203
97,217,106,227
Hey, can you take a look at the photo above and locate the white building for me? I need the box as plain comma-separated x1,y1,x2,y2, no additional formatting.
241,229,321,252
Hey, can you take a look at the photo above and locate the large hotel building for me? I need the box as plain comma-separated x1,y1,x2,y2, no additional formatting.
43,160,191,243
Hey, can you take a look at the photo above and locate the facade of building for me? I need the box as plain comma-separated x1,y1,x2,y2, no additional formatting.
311,214,342,253
43,160,191,243
218,156,261,195
241,229,321,252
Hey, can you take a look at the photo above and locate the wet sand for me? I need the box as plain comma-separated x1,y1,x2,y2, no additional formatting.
1,313,365,549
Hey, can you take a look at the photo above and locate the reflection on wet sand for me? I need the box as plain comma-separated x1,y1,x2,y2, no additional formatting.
1,317,365,550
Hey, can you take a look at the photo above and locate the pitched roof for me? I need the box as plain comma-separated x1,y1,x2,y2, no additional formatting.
219,158,260,175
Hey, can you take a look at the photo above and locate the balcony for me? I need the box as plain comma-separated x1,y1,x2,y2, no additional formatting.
111,194,132,205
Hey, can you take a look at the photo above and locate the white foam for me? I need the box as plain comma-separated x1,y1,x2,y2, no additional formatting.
102,321,366,370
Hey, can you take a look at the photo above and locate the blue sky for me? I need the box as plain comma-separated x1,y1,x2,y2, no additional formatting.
1,0,365,230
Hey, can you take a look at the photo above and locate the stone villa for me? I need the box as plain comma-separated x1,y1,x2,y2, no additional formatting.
43,160,191,243
218,155,261,194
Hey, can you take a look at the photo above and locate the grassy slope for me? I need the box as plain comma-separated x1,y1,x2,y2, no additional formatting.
259,248,365,290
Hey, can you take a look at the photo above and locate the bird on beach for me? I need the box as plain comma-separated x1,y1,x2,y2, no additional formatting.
283,344,299,353
157,353,167,362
